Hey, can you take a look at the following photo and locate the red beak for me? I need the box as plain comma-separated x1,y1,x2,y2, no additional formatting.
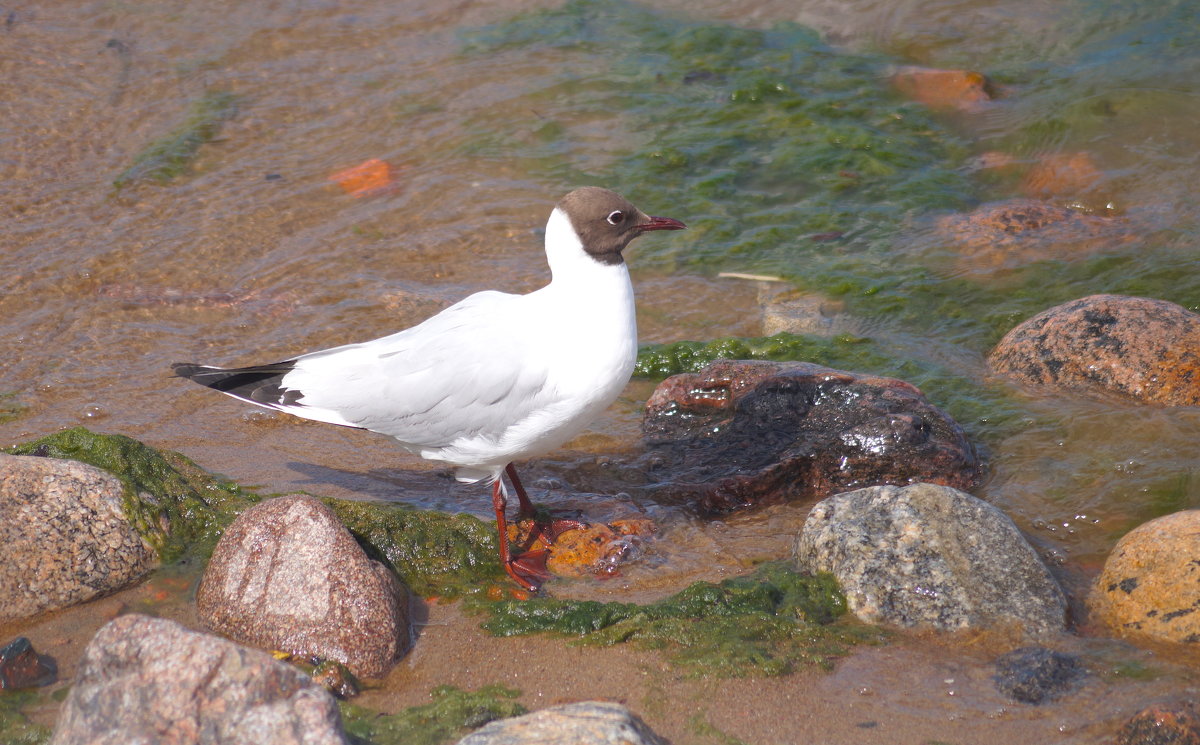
638,215,687,232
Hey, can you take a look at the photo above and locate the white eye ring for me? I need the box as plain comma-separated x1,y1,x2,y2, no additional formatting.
606,210,625,225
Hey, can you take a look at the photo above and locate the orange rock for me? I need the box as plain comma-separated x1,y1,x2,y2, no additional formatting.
330,158,394,198
1021,151,1103,199
1090,510,1200,644
890,66,992,110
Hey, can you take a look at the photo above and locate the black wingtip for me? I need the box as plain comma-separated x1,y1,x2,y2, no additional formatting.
172,362,207,380
171,360,301,406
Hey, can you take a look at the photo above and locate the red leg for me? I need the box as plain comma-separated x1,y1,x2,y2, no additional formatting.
505,463,587,542
492,478,549,592
505,463,536,518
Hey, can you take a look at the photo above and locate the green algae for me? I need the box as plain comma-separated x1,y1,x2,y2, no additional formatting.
323,498,507,599
0,393,23,424
634,333,886,379
113,89,238,187
6,427,254,562
689,714,752,745
475,562,887,677
461,1,1200,352
0,691,51,745
464,1,971,267
5,428,510,598
340,685,525,745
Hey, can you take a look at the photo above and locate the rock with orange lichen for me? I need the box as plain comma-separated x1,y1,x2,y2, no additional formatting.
890,66,992,110
545,523,643,579
937,199,1135,274
1090,510,1200,645
1117,702,1200,745
990,295,1200,406
507,518,653,579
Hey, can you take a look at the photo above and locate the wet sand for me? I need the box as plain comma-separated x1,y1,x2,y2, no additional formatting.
3,0,1200,742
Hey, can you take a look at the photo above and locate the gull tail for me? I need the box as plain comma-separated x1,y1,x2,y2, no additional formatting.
172,361,301,408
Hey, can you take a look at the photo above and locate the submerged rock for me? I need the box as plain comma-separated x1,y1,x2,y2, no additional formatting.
890,66,993,110
455,701,667,745
993,646,1084,704
0,453,157,621
0,637,57,689
990,295,1200,405
197,495,411,678
794,483,1066,634
1089,510,1200,645
636,360,980,515
938,200,1135,274
49,614,347,745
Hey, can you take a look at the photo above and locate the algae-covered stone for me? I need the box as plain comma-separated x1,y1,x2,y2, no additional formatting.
324,498,506,598
7,427,251,562
197,495,411,679
0,453,157,621
456,701,667,745
795,483,1067,635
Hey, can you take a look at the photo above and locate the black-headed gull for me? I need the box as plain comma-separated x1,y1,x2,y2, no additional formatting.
173,187,685,590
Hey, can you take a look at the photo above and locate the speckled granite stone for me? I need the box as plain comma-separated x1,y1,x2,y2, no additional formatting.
50,614,347,745
456,702,667,745
197,495,411,678
989,294,1200,405
0,454,157,621
795,483,1066,635
1090,509,1200,645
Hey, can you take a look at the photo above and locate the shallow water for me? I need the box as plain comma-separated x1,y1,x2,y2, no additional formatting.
3,0,1200,741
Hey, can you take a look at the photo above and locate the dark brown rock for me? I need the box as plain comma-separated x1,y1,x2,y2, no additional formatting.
0,636,56,689
990,295,1200,405
0,454,157,621
1089,510,1200,644
638,360,980,515
196,495,411,678
993,646,1083,704
49,614,347,745
1117,702,1200,745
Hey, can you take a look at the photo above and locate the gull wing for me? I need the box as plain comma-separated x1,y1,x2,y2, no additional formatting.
277,290,552,450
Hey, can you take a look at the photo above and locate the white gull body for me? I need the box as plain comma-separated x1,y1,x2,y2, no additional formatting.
274,206,638,483
173,187,685,589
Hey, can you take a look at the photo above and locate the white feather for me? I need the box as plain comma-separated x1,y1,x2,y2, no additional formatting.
274,206,638,483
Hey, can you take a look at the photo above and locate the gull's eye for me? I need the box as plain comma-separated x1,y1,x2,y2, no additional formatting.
606,210,625,225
